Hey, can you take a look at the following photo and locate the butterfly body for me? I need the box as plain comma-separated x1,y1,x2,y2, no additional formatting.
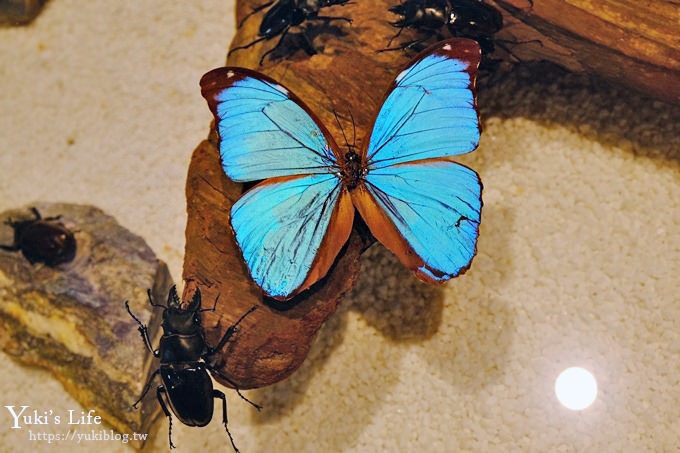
202,38,483,301
341,150,366,190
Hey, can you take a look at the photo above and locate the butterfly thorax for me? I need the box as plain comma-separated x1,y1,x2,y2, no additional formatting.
342,150,365,190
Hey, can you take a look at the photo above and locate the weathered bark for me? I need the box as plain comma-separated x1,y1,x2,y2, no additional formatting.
490,0,680,105
182,136,367,389
184,0,680,389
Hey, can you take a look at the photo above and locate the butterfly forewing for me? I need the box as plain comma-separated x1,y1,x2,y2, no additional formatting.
363,39,481,168
200,67,341,182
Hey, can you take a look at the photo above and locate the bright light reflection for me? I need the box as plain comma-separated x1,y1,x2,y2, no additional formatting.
555,367,598,410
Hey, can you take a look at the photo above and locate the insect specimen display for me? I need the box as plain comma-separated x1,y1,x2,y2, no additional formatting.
0,207,76,266
202,38,483,301
126,286,259,451
383,0,503,62
230,0,353,65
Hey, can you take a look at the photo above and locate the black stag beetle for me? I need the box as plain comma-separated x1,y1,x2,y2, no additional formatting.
230,0,353,65
382,0,503,60
0,207,76,266
125,286,259,451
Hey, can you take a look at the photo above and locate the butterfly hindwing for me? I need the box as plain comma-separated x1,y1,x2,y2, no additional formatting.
355,38,483,283
231,174,354,300
353,160,482,283
200,67,339,182
365,39,481,169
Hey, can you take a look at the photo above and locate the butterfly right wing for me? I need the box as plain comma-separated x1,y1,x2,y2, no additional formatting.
364,38,481,169
353,39,483,284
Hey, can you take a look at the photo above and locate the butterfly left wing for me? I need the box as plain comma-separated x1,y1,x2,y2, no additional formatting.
231,173,354,300
201,68,353,300
200,67,339,182
353,38,483,283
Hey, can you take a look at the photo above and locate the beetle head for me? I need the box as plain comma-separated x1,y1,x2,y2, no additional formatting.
162,287,202,333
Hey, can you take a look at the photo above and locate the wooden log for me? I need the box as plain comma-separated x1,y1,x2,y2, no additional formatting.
489,0,680,104
184,0,420,389
184,0,679,389
183,138,367,388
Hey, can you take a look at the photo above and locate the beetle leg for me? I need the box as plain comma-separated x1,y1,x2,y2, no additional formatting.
132,368,160,408
259,26,291,66
213,390,240,453
229,35,269,57
157,386,176,449
125,301,160,357
29,207,62,223
385,25,405,48
0,243,20,252
206,306,257,355
42,214,63,221
146,288,167,309
378,34,432,53
205,364,263,411
199,292,221,313
238,0,275,28
314,15,352,24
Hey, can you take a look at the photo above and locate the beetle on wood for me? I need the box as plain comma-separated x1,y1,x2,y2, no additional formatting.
125,286,259,451
0,207,76,266
231,0,353,65
382,0,503,57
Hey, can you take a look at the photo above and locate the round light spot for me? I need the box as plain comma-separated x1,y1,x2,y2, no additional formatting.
555,367,598,410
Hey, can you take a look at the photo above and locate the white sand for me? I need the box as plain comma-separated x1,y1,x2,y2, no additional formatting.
0,1,678,451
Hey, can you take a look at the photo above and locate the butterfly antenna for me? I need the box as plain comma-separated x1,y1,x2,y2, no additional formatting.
333,109,351,150
348,107,357,148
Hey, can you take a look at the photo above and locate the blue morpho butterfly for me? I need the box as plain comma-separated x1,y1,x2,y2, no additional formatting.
200,38,483,301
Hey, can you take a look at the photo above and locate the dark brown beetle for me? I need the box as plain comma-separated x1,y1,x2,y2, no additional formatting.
0,207,76,266
383,0,503,60
231,0,352,65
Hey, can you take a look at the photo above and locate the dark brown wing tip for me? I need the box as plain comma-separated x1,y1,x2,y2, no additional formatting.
199,67,251,102
428,38,482,75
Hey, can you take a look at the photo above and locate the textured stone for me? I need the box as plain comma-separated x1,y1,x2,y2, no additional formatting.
0,203,173,448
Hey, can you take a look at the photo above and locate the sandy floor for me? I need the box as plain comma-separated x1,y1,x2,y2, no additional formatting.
0,1,678,452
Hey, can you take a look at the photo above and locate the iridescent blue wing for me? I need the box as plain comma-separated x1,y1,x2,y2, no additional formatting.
231,174,354,300
353,39,483,283
364,39,481,169
201,67,339,182
353,160,482,283
201,68,352,300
